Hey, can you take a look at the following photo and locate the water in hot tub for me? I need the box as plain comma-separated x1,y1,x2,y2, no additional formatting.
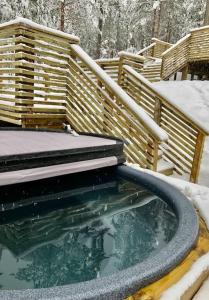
0,171,177,290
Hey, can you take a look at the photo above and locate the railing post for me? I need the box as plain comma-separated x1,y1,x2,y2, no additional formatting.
118,56,124,87
147,139,159,171
154,97,162,125
181,65,189,80
15,32,34,128
190,132,205,183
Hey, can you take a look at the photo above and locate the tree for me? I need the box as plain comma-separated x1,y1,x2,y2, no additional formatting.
0,0,207,58
204,0,209,25
60,0,65,31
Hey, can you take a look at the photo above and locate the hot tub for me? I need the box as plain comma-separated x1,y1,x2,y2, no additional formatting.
0,164,198,300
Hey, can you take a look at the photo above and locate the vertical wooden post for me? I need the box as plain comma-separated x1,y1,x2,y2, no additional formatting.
153,98,162,170
118,56,124,87
154,97,162,125
147,139,158,172
181,65,188,80
190,132,205,183
60,0,65,31
15,31,34,128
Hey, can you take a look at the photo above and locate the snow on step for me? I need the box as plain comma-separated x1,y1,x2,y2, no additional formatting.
157,159,174,176
193,276,209,299
152,80,209,134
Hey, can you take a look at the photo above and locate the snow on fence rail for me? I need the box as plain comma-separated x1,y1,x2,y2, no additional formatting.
0,18,168,171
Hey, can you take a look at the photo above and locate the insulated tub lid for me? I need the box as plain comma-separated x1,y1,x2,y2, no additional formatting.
0,128,125,185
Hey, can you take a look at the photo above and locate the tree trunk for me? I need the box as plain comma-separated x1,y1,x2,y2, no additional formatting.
204,0,209,25
115,0,121,53
96,0,104,59
60,0,65,31
152,1,162,38
152,8,158,37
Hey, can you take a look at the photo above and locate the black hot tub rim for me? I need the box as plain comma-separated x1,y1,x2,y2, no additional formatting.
0,165,199,300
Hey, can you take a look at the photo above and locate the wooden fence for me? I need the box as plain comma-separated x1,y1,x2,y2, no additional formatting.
0,17,168,171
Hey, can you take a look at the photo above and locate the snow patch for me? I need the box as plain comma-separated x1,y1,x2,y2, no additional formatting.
160,253,209,300
152,80,209,134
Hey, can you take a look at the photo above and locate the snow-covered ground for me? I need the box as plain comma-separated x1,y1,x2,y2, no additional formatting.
153,81,209,188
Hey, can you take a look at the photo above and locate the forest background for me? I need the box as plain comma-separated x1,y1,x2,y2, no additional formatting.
1,0,209,58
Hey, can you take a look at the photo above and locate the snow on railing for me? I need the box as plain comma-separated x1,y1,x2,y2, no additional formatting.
70,44,168,143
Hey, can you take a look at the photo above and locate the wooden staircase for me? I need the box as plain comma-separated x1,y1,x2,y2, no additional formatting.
141,60,162,82
161,26,209,80
96,48,209,183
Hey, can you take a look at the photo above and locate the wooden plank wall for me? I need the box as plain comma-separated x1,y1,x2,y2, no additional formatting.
0,22,77,128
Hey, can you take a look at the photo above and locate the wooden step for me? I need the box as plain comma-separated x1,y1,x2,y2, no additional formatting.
157,159,174,176
193,276,209,299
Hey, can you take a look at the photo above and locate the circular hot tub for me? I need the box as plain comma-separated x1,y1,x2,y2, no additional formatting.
0,165,198,300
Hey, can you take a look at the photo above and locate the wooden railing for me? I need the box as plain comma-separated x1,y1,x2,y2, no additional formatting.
161,26,209,79
120,66,208,183
67,44,167,169
161,35,191,79
138,38,172,59
0,17,168,172
93,44,208,182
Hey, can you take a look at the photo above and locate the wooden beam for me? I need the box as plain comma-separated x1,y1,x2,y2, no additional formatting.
181,65,189,80
190,132,205,183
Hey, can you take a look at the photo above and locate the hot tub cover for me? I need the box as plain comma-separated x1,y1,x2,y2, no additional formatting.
0,128,125,186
